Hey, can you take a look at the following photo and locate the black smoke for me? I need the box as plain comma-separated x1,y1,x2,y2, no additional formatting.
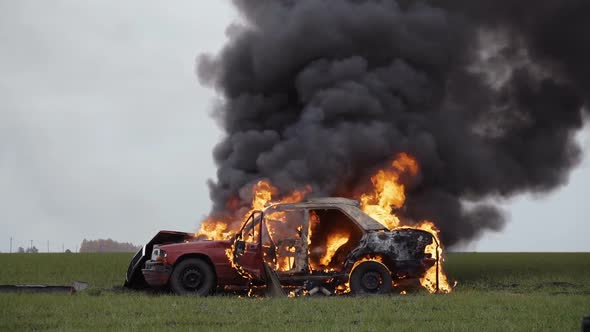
197,0,589,246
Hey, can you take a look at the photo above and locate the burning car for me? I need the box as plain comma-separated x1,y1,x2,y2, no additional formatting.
125,197,447,296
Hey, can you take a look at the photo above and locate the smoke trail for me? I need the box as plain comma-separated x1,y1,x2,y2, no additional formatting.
197,0,588,246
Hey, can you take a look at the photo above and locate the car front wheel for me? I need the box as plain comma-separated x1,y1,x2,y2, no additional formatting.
170,258,215,296
349,261,392,295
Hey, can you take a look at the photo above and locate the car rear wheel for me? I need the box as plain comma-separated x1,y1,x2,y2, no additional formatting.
349,261,392,295
170,258,215,296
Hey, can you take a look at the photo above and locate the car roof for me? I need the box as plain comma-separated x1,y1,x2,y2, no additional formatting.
265,197,388,231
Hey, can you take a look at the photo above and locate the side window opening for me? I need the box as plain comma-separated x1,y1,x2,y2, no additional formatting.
240,213,261,244
308,209,363,271
262,207,363,274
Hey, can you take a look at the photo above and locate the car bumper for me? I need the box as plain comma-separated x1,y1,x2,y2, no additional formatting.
142,261,172,288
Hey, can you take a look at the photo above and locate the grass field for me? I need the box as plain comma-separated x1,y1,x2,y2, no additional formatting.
1,252,589,331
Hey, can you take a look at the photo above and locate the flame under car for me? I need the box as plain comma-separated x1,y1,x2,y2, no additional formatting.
126,198,439,295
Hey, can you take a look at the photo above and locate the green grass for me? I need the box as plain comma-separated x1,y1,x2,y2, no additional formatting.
0,253,133,288
446,253,590,295
0,253,589,331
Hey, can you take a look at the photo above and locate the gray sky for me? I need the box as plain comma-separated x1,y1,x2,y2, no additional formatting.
1,1,588,253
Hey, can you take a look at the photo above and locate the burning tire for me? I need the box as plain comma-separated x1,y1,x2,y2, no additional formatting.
170,258,215,296
349,261,392,295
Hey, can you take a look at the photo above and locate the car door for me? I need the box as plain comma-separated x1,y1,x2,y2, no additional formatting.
232,211,264,280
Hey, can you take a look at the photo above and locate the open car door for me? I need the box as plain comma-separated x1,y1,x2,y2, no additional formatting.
231,211,265,281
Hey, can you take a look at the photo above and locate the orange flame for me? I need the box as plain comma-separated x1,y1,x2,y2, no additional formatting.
319,232,350,266
195,219,230,240
360,152,418,230
359,153,453,293
403,221,453,293
196,181,311,240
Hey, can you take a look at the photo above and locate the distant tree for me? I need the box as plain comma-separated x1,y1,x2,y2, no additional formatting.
65,249,72,253
79,238,140,253
26,246,38,253
17,247,25,253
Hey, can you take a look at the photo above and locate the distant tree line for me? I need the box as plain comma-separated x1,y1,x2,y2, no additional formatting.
80,239,140,253
17,246,38,253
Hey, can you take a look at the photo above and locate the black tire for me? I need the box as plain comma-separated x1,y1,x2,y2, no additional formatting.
349,261,393,295
170,258,215,296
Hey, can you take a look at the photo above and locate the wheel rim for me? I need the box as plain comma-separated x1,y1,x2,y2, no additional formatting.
182,268,203,290
361,271,382,292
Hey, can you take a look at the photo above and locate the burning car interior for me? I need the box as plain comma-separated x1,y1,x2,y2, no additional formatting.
264,208,364,275
308,209,363,271
232,205,366,287
252,206,366,292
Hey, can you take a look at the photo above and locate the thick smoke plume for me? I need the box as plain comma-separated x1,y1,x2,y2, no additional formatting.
197,0,589,246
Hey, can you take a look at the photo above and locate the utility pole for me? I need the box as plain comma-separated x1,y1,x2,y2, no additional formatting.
30,240,33,251
62,243,64,253
47,240,49,253
9,237,12,254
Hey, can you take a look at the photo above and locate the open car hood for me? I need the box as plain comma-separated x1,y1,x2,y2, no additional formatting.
124,230,193,289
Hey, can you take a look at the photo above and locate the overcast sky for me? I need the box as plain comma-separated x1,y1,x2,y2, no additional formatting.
1,1,588,253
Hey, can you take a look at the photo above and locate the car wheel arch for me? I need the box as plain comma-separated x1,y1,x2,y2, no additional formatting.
346,253,396,275
173,254,218,285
